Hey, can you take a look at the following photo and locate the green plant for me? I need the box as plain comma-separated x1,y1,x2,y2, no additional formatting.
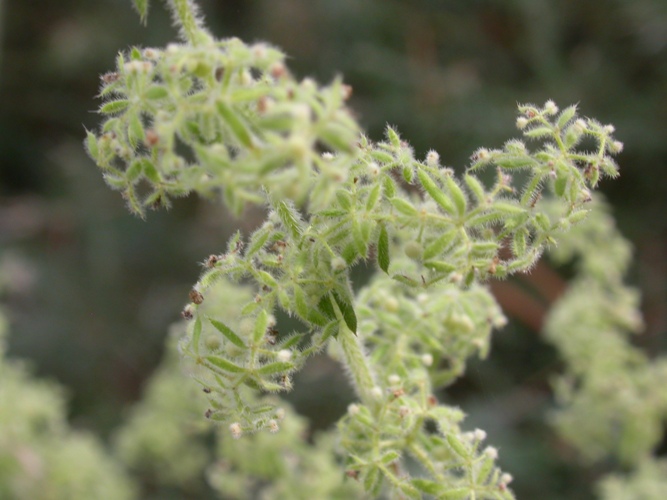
81,1,667,498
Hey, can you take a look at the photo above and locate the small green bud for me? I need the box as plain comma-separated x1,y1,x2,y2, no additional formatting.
404,241,424,260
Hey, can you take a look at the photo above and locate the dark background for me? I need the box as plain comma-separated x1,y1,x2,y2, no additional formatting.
1,1,666,498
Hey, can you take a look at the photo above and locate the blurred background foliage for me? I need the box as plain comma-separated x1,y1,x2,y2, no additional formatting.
0,0,666,498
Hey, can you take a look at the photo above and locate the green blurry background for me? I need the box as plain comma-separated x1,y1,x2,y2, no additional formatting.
1,0,666,498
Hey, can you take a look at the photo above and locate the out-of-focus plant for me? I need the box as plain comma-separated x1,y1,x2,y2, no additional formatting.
0,304,135,499
83,0,666,498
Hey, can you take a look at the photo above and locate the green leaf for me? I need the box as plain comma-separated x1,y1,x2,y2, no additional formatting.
445,175,467,216
85,131,99,161
319,123,355,154
382,175,397,198
99,100,130,115
377,224,390,273
205,355,245,373
336,190,352,210
554,173,567,197
142,160,160,183
441,487,471,500
294,286,309,320
380,451,400,464
246,226,271,257
423,230,457,260
446,434,469,458
332,291,357,334
145,85,169,100
128,111,144,149
523,126,553,138
257,361,294,375
464,174,486,204
557,104,578,129
365,183,382,212
390,197,418,217
496,155,537,169
417,170,456,215
363,466,382,496
257,271,278,288
216,101,255,149
424,261,456,273
386,126,401,148
192,316,202,355
209,318,246,349
411,478,445,495
317,294,336,320
392,274,419,287
125,159,143,183
253,310,269,344
273,200,304,239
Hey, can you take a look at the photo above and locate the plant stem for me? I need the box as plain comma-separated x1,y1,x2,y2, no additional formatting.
337,322,377,404
168,0,206,44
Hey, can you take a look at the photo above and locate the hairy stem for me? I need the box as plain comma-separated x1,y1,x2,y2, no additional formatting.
168,0,206,44
338,322,377,404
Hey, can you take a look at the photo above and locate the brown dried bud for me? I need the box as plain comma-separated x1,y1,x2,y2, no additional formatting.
203,387,212,394
346,470,360,480
205,409,213,418
101,72,120,84
215,67,225,82
181,304,195,320
269,62,287,79
189,289,204,304
144,129,159,147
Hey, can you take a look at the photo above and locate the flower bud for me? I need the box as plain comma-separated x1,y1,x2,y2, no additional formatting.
229,423,243,439
426,150,440,167
421,353,434,367
516,116,528,129
277,349,292,362
483,446,498,459
544,100,558,115
474,428,487,441
268,419,279,433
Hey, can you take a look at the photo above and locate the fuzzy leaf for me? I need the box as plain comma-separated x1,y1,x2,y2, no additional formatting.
253,310,269,344
257,361,294,375
216,101,254,149
417,170,456,215
377,224,390,273
423,230,457,260
132,0,149,24
464,174,486,204
145,85,169,100
445,175,467,216
294,286,309,320
205,355,245,373
332,291,357,334
192,316,202,355
317,294,336,320
209,318,246,349
274,200,304,239
390,197,418,217
99,100,130,115
557,104,578,129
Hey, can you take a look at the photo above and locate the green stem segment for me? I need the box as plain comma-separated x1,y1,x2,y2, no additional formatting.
338,321,377,404
168,0,207,44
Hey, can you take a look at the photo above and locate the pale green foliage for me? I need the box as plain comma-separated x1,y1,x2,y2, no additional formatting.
114,279,363,499
114,328,211,489
0,311,135,500
83,1,638,498
598,458,667,500
544,199,667,467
